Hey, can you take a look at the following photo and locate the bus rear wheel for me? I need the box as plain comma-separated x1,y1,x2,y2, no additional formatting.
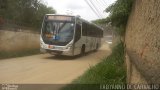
95,43,99,51
81,45,85,56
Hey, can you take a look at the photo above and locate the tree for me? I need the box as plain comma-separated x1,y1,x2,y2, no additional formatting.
0,0,56,30
34,3,56,28
105,0,133,36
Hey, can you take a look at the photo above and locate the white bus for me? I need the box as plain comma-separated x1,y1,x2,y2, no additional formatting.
40,14,103,56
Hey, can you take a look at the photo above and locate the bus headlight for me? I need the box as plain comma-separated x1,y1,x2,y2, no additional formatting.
66,46,71,50
40,43,47,49
40,42,43,48
66,44,72,49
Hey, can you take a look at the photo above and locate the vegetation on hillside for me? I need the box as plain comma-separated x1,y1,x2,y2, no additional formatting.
61,42,126,90
73,42,125,84
0,0,56,30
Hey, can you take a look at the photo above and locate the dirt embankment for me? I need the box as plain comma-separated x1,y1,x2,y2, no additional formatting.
0,30,40,51
125,0,160,84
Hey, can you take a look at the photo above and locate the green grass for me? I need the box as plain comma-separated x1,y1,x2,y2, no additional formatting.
0,48,40,59
61,42,126,90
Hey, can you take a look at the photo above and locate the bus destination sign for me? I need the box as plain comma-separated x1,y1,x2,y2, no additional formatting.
47,15,72,21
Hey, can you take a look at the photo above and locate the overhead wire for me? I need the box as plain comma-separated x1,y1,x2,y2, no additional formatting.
88,0,104,18
101,0,108,6
92,0,107,17
95,0,106,9
84,0,109,19
84,0,102,18
95,0,107,7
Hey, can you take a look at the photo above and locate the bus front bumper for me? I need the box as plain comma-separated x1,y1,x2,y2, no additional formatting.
40,48,73,56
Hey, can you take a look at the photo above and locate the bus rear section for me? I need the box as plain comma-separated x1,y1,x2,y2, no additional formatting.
40,15,75,56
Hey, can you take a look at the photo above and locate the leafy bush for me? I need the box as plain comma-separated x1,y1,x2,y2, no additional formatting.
61,42,126,90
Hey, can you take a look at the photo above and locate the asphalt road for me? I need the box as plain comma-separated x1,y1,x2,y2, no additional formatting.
0,43,110,84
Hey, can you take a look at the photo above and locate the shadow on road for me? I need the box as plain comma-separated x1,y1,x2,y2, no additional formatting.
42,50,100,60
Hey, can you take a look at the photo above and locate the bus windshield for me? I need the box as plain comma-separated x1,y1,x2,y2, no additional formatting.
42,21,75,46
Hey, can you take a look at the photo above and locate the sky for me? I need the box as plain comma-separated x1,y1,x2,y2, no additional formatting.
44,0,116,21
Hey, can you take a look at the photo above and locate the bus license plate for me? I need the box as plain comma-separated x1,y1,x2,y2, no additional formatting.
48,45,54,49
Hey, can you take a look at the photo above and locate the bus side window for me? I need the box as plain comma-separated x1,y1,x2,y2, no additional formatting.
82,22,87,36
74,24,81,42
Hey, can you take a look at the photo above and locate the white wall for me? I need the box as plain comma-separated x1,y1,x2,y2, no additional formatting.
0,30,40,51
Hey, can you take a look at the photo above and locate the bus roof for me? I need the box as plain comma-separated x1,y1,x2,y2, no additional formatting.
79,18,104,31
45,14,104,31
45,14,75,17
